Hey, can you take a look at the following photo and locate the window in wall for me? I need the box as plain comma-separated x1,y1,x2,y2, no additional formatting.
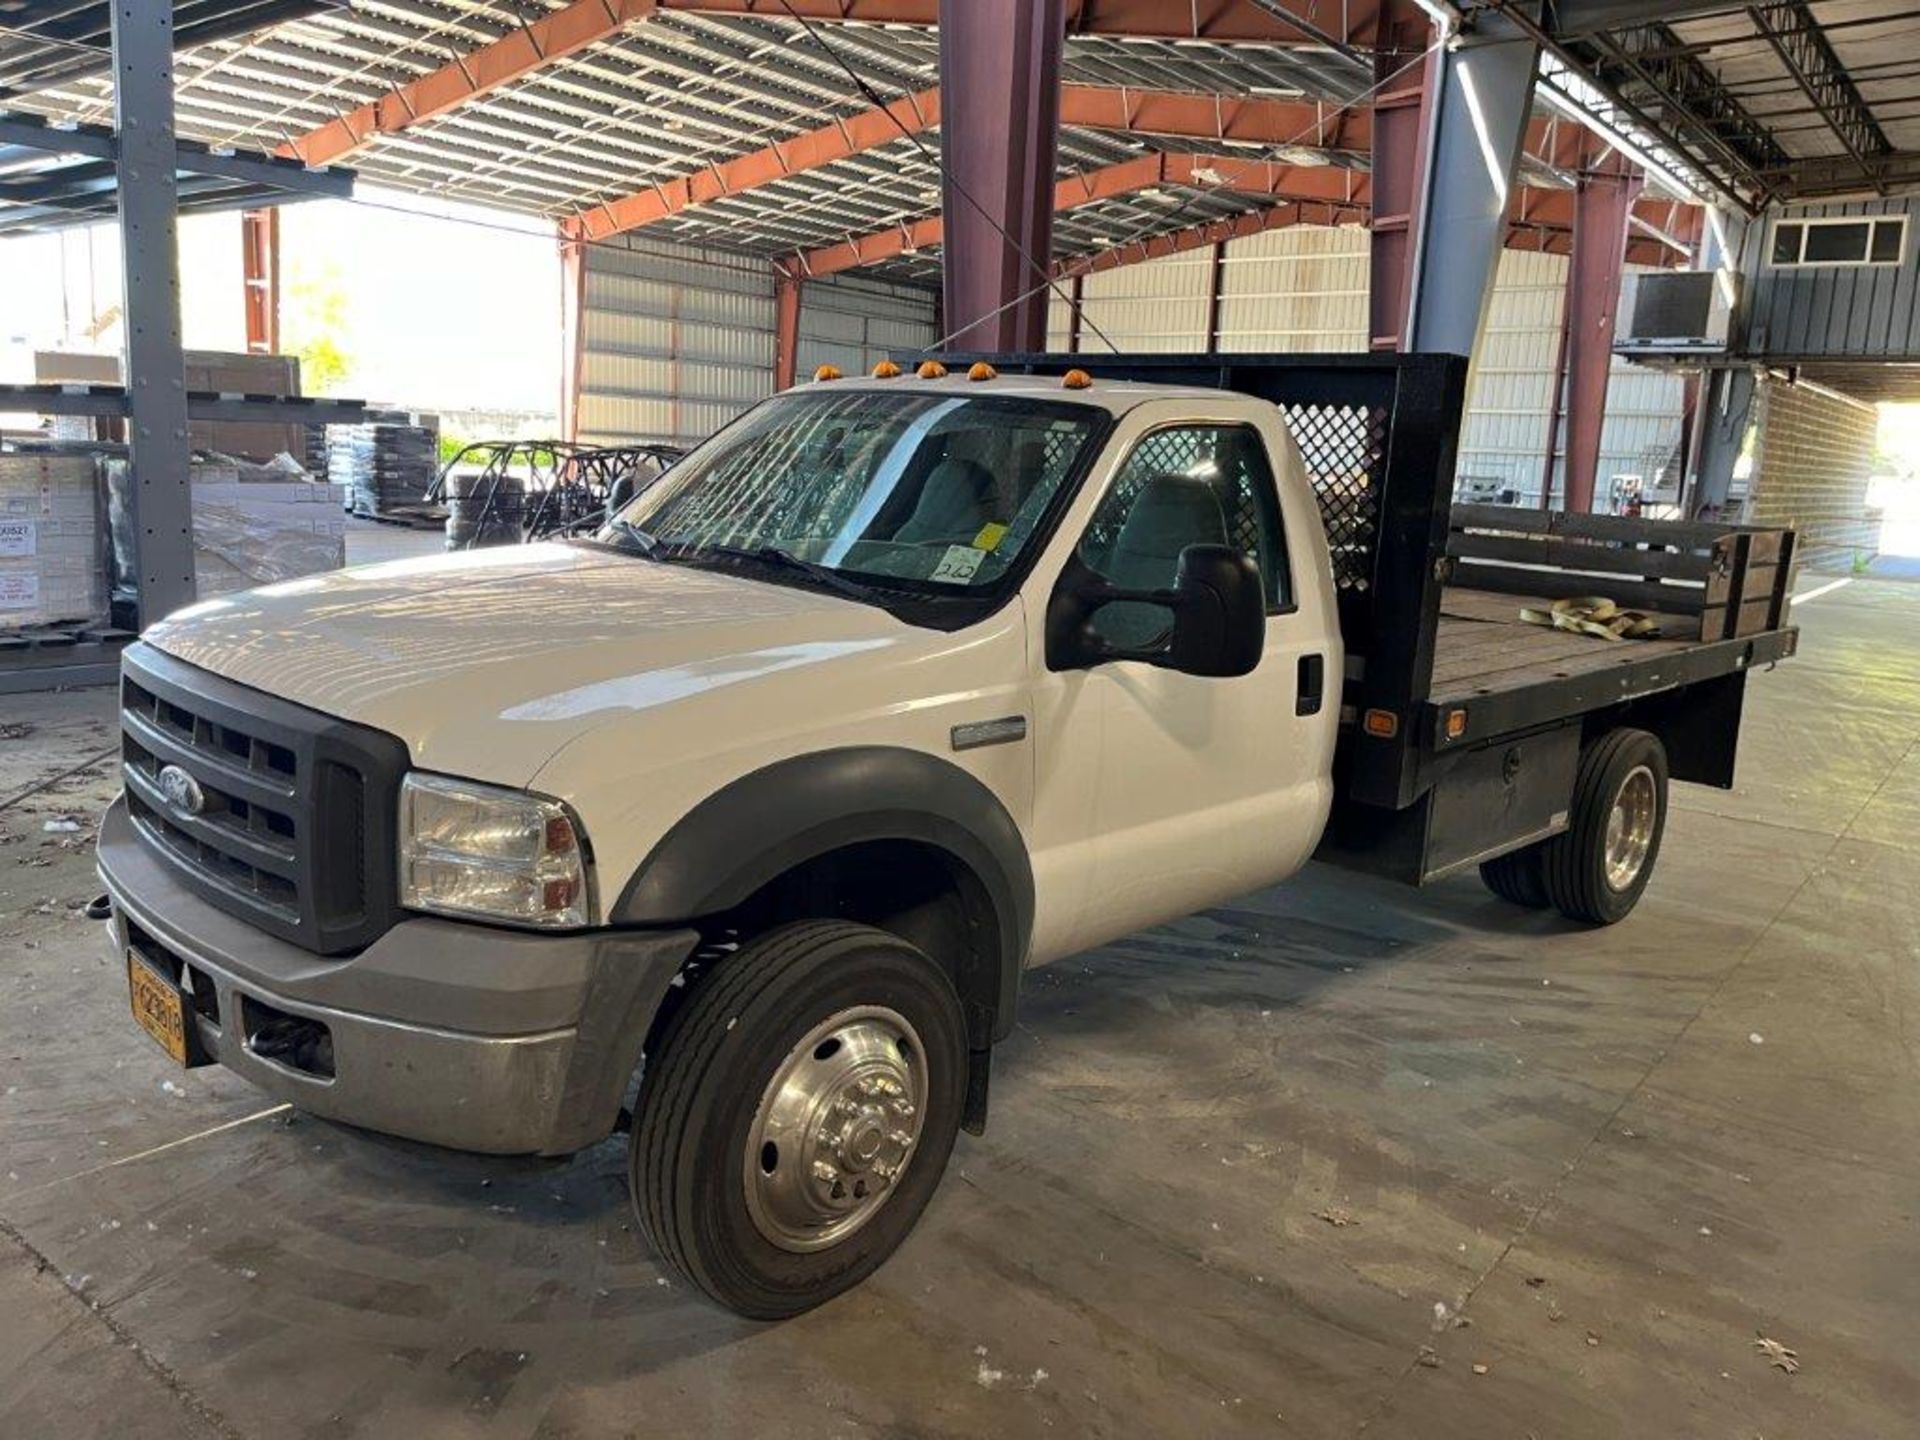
1769,215,1907,268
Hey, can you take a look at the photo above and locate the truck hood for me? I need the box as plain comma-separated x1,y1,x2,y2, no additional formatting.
143,543,923,785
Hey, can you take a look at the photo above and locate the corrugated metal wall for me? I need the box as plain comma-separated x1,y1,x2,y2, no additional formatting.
578,239,935,445
583,225,1683,502
1739,196,1919,360
1217,226,1370,352
1046,250,1213,352
577,234,774,448
796,273,938,379
1048,224,1684,507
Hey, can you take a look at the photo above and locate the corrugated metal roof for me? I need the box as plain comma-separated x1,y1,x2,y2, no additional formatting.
5,2,1371,268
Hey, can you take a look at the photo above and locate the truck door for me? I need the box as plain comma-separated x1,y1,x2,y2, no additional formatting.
1032,419,1336,957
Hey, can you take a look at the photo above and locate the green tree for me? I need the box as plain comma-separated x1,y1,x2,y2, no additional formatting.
282,262,354,394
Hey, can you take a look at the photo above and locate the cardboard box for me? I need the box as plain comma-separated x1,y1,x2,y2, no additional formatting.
34,349,313,463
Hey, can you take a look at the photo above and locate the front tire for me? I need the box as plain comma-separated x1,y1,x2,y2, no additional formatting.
1540,728,1669,925
631,921,967,1319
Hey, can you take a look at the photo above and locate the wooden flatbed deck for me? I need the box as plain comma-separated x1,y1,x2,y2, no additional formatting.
1420,585,1795,750
1429,587,1703,706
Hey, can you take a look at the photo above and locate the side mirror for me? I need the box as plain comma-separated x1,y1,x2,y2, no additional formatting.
1046,544,1265,678
1166,543,1266,677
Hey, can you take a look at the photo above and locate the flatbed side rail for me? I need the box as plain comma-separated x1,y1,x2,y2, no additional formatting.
1448,505,1796,641
934,351,1471,811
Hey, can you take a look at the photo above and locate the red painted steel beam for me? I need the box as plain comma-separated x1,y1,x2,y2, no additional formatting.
278,0,660,167
562,88,937,243
1559,156,1644,513
1057,198,1367,278
777,144,1695,283
781,157,1688,287
660,0,1379,45
939,0,1065,351
561,85,1360,244
1058,86,1369,149
240,207,279,354
780,153,1369,280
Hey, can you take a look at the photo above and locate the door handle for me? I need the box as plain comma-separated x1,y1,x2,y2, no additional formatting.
1296,653,1325,716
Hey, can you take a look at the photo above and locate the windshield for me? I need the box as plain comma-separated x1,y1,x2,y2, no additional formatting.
601,389,1105,594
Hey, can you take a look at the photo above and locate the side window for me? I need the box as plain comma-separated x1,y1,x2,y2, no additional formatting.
1075,425,1292,649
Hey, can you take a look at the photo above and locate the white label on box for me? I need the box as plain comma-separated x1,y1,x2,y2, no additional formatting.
0,520,33,558
0,573,40,609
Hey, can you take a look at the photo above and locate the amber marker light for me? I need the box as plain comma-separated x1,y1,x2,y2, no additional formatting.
872,360,903,377
916,359,948,379
813,364,842,381
1362,709,1399,738
1062,368,1093,389
967,362,998,381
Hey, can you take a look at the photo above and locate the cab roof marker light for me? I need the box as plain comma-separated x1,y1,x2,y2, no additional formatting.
872,359,902,378
813,364,842,382
967,362,998,381
916,359,948,379
1062,368,1093,390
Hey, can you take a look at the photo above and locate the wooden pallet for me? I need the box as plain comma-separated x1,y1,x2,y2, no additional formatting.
350,503,445,530
0,621,136,692
0,621,136,653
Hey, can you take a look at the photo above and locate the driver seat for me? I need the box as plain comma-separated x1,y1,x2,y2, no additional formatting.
895,457,994,546
1094,475,1230,649
1105,474,1229,591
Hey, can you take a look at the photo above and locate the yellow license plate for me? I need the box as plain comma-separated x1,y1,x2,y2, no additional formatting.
128,952,189,1065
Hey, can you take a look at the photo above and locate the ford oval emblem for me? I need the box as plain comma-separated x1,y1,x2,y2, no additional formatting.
156,764,206,816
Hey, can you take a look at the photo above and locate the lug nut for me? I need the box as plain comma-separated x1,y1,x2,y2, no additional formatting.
811,1160,838,1183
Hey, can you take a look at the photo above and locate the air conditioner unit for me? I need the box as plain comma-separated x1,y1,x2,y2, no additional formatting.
1614,271,1739,355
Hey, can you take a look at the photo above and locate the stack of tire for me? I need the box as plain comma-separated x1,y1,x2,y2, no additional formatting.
444,471,526,550
327,423,437,519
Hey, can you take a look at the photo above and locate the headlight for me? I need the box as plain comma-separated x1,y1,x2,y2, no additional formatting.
399,773,593,928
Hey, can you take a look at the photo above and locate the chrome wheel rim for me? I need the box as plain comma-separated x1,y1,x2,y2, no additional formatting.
743,1005,928,1254
1603,764,1658,890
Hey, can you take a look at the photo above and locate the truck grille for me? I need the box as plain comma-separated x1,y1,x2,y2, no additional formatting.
119,644,410,955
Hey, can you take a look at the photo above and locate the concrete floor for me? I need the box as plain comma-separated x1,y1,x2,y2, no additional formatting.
2,576,1916,1439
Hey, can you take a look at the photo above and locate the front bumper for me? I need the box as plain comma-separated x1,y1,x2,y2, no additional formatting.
97,798,697,1155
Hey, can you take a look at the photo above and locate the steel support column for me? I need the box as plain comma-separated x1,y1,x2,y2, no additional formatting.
1367,0,1433,352
1686,207,1751,519
1204,240,1227,351
1401,10,1541,356
113,0,195,625
936,0,1065,352
559,238,588,440
774,272,802,390
241,207,279,354
1693,367,1759,522
1559,156,1643,513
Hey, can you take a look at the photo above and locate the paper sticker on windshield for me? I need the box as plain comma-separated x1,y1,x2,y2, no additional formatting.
930,545,986,584
972,521,1008,552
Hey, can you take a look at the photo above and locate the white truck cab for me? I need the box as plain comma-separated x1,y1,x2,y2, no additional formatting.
99,354,1794,1317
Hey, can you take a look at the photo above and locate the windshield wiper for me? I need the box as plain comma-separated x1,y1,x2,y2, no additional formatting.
689,544,879,603
603,517,661,555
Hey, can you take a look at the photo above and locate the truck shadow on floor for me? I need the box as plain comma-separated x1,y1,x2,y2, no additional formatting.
302,864,1563,1221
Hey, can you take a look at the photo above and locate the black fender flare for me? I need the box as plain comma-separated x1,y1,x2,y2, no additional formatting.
612,746,1033,1042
